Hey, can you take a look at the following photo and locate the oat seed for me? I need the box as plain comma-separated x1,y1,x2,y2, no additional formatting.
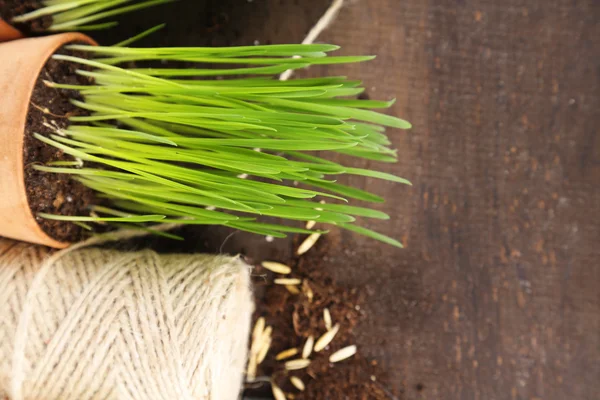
323,308,332,330
246,357,257,381
290,376,306,391
261,261,292,274
252,317,265,341
314,323,340,352
252,324,271,356
329,345,357,363
261,326,273,343
274,278,302,285
275,348,299,360
296,233,321,255
284,359,311,371
285,285,301,294
302,336,314,359
302,280,314,302
257,337,271,364
272,382,287,400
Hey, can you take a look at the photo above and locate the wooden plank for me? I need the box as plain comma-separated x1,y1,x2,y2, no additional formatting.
293,1,600,399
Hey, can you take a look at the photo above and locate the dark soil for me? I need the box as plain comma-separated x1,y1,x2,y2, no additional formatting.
24,44,95,242
243,236,401,400
0,0,51,34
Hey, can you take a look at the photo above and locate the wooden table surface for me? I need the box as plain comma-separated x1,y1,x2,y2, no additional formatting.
98,1,599,399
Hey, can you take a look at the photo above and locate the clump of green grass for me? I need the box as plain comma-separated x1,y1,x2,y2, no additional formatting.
11,0,171,31
37,43,412,246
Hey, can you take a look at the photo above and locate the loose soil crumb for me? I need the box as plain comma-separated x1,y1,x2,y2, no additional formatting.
0,0,51,33
244,236,401,399
23,44,95,242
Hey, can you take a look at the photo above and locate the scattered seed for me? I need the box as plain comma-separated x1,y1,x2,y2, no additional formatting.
314,323,340,352
257,337,271,364
249,341,260,359
297,232,321,255
290,376,306,391
276,348,299,360
305,220,316,230
302,280,314,302
302,336,314,359
252,324,271,359
246,357,257,382
272,382,287,400
261,326,273,344
262,261,292,274
285,285,301,295
252,317,265,342
249,332,261,355
275,278,302,285
285,358,311,370
248,318,268,380
329,345,357,363
323,308,332,330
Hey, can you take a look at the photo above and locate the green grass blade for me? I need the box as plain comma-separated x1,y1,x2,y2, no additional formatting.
338,223,403,248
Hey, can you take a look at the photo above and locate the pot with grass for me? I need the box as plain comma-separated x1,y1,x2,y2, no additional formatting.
0,0,170,41
0,34,412,249
0,33,101,248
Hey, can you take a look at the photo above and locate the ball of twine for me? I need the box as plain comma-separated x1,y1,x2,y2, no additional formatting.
0,237,253,400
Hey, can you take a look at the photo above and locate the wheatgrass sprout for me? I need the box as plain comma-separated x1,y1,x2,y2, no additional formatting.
11,0,171,31
37,43,412,246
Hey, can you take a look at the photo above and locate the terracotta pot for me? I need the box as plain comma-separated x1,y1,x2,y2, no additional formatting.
0,17,23,42
0,33,96,248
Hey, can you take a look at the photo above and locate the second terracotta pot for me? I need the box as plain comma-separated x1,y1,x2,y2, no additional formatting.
0,33,96,248
0,17,22,42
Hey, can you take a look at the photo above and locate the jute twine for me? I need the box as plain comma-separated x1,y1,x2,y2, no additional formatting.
0,236,253,400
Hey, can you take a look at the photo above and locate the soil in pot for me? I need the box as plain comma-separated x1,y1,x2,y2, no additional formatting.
24,44,96,242
0,0,50,34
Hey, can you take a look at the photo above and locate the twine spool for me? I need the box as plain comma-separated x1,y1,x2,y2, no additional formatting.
0,237,253,400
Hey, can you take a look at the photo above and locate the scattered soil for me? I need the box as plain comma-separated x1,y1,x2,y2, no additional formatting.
243,236,401,399
0,0,51,34
23,44,96,242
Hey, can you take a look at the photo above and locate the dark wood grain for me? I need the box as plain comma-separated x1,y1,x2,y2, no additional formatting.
295,1,599,399
94,0,600,399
